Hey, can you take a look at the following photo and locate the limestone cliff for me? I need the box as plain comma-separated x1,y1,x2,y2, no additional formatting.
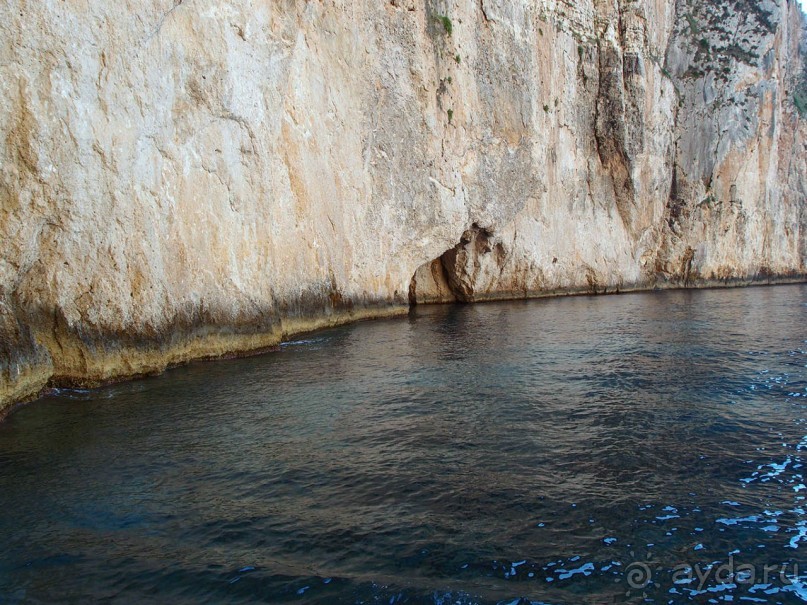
1,0,805,414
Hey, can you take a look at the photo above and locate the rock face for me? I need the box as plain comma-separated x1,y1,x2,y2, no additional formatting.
1,0,805,414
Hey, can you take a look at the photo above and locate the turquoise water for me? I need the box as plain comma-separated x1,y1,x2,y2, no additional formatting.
1,286,806,604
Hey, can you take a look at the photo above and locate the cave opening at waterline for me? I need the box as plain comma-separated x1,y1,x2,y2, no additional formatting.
408,224,507,305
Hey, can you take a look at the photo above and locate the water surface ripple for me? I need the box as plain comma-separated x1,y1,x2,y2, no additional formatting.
1,286,807,604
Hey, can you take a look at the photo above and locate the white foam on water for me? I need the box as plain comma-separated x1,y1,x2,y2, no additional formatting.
280,338,322,347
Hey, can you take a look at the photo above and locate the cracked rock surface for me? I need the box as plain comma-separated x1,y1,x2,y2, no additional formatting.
1,0,805,412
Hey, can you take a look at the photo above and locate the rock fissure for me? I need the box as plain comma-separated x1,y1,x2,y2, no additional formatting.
143,0,189,48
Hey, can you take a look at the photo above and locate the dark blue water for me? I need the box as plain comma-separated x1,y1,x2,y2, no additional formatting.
1,286,807,604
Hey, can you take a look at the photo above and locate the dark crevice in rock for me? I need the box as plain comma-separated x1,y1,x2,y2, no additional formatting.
409,224,505,305
666,166,687,234
479,0,490,23
594,35,637,234
681,246,696,286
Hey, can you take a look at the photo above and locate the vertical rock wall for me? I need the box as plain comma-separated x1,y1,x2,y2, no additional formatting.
1,0,805,413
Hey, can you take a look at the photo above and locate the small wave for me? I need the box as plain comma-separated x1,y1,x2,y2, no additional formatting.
280,338,324,347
